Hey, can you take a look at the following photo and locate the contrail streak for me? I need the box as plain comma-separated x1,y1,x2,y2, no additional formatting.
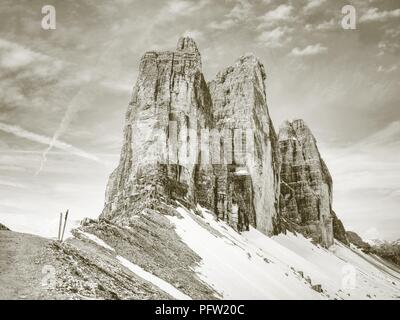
36,99,81,175
0,122,103,168
36,37,121,175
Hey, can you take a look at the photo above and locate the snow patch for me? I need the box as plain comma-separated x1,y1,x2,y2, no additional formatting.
168,205,400,300
169,206,322,299
116,256,191,300
234,169,249,176
78,231,115,252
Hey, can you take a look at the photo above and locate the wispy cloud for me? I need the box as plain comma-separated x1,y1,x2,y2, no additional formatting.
256,4,294,33
166,0,207,15
320,120,400,240
303,0,326,13
209,0,252,30
0,38,64,72
209,19,236,30
0,38,45,69
226,0,252,20
360,7,400,23
305,18,337,31
289,43,328,56
377,65,398,73
360,121,400,146
263,4,293,22
0,179,27,189
257,26,292,48
161,0,210,21
0,122,103,164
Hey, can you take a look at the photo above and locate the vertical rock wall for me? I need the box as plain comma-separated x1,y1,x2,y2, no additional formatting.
101,37,213,222
278,119,334,247
208,55,281,234
100,37,346,247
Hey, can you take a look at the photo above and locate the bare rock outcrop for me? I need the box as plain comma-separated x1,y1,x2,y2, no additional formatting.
332,211,349,245
208,54,280,234
346,231,371,250
101,39,281,237
278,119,334,247
101,37,213,224
0,222,10,231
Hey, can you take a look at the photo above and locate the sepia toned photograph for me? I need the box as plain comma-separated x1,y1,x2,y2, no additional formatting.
0,0,399,307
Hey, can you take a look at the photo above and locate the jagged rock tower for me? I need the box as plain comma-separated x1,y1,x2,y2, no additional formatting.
278,119,335,247
101,37,346,246
101,37,213,223
208,55,280,234
101,38,281,236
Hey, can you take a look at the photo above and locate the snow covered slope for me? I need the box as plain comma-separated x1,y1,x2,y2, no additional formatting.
3,203,398,300
167,204,400,300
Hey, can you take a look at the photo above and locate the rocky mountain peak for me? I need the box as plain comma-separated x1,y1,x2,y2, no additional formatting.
207,52,280,235
101,37,348,247
218,54,267,83
278,119,334,247
176,36,199,54
102,38,280,236
278,119,313,141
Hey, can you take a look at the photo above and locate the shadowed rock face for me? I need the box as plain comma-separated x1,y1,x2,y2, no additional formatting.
332,211,349,245
346,231,370,250
278,119,334,247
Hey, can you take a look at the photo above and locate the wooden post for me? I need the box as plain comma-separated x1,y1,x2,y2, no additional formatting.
60,209,69,242
58,212,63,241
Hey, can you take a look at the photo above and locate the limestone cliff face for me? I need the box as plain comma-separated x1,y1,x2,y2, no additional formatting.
0,223,10,231
278,119,334,247
332,211,349,245
101,39,281,237
101,37,347,247
101,37,213,223
208,55,280,235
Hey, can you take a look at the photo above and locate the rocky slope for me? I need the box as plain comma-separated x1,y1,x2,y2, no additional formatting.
0,224,215,300
5,37,397,300
2,210,399,300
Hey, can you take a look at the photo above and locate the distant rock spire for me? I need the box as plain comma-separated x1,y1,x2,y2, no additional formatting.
278,119,334,247
176,37,200,54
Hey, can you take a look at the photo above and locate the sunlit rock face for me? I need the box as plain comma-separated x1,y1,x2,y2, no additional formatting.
208,55,281,235
101,39,281,236
278,119,334,247
100,37,347,247
101,37,213,223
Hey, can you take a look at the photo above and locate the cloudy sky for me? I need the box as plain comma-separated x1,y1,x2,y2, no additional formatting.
0,0,399,240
